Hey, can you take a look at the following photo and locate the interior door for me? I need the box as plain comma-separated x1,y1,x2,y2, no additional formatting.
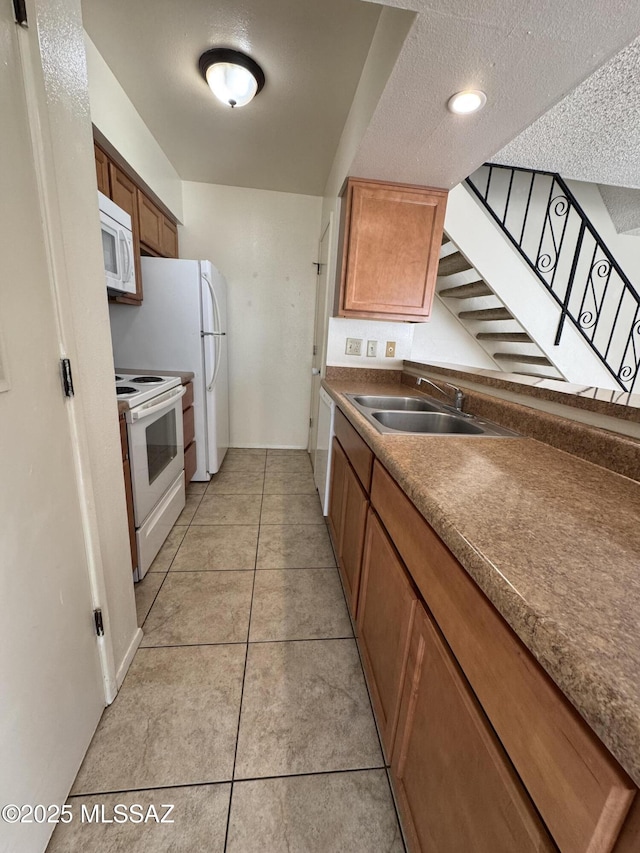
308,215,333,460
0,9,104,852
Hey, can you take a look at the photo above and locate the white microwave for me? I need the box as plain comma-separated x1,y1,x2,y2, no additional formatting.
98,191,136,296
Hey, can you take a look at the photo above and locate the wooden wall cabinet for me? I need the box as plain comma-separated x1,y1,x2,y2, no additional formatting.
336,177,447,322
93,139,179,306
95,144,110,196
392,602,556,853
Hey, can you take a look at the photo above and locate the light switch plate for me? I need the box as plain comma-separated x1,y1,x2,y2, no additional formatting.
345,337,363,356
366,340,377,357
385,341,396,358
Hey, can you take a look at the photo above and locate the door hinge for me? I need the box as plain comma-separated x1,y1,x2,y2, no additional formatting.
94,608,104,637
313,344,317,356
13,0,28,26
309,417,313,427
60,358,74,397
312,262,324,275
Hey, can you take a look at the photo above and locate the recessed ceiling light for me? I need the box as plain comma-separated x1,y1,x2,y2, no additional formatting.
447,90,487,115
198,48,265,108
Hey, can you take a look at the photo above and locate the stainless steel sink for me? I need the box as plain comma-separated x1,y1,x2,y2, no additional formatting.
344,393,519,437
352,395,442,412
372,411,485,435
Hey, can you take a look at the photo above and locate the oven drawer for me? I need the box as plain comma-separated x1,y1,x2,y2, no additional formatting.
136,472,185,578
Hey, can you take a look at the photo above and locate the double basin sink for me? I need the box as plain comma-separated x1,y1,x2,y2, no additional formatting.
345,394,519,437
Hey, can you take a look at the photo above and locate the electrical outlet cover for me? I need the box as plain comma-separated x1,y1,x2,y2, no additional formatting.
385,341,396,358
345,337,363,356
366,340,377,357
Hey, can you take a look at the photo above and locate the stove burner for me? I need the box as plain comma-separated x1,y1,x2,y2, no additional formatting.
131,376,164,383
116,386,138,395
115,374,123,381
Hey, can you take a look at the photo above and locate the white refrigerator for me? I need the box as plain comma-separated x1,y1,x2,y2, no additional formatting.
109,258,229,479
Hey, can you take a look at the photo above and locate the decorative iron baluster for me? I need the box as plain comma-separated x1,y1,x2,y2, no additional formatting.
465,163,640,392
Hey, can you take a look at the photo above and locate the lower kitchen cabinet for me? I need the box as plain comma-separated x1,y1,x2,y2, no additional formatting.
338,455,368,616
328,437,346,546
391,602,556,853
327,435,368,617
357,508,417,759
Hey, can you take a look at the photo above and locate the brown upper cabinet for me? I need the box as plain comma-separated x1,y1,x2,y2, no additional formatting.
336,177,447,322
93,139,179,304
109,163,143,303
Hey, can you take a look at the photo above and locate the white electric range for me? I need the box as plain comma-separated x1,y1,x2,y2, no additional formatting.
116,372,186,580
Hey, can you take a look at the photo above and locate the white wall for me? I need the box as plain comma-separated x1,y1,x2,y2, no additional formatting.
327,317,414,369
411,300,497,368
84,34,183,221
180,182,322,448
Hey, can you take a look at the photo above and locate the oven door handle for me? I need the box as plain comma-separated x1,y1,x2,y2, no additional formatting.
129,386,186,421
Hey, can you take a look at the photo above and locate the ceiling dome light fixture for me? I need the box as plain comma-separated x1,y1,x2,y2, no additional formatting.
447,90,487,115
199,48,265,108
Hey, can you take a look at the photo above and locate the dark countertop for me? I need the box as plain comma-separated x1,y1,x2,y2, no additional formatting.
323,377,640,786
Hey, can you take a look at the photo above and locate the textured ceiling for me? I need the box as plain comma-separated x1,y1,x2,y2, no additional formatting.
350,0,640,190
81,0,384,195
494,37,640,189
83,0,640,196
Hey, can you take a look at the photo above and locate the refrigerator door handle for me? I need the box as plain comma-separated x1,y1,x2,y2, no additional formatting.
202,272,224,392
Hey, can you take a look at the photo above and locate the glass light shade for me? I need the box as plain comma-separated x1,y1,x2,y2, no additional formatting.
205,62,258,108
447,90,487,114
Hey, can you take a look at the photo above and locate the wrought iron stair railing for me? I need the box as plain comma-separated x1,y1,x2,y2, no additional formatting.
465,163,640,392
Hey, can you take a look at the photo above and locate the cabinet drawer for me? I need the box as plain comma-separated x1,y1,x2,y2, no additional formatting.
371,460,635,853
182,381,194,411
183,405,195,448
184,440,197,485
334,408,373,493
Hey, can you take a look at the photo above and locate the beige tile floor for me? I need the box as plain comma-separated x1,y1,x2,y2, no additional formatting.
48,449,404,852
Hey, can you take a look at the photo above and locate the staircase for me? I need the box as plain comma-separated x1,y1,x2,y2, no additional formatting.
464,164,640,393
437,236,564,380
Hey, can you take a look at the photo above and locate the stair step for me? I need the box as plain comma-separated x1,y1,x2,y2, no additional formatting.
438,252,473,276
441,233,450,246
493,353,553,366
458,307,513,321
476,332,533,342
440,281,492,299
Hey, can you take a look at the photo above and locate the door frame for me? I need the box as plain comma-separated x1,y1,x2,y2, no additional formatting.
308,213,334,459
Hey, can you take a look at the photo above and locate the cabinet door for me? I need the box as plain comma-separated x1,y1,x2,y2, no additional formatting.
391,604,556,853
357,508,417,759
339,458,368,617
161,216,178,258
338,178,446,322
138,191,163,253
108,163,143,303
94,143,110,195
328,437,346,551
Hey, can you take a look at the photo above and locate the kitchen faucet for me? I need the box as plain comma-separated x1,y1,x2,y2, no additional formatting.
416,376,465,412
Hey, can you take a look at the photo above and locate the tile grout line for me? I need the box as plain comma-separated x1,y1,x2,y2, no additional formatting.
138,494,203,631
68,764,390,799
222,449,266,851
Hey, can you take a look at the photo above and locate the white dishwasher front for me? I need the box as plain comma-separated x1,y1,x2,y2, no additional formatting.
314,386,335,515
